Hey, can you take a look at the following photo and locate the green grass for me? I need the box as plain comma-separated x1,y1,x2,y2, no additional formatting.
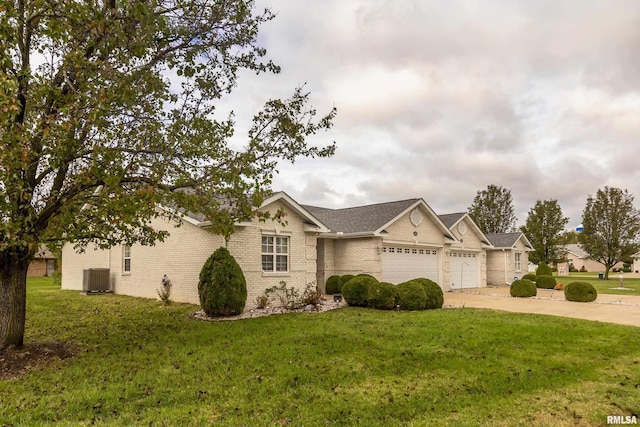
2,278,640,426
555,272,640,296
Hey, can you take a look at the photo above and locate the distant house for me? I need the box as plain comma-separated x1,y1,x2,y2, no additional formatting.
485,233,533,286
563,244,623,273
62,192,525,306
28,247,58,277
633,252,640,273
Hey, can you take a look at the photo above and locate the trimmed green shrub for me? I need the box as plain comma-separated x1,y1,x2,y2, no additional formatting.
396,281,427,311
198,247,247,317
409,278,444,309
337,274,355,293
579,265,587,273
325,275,341,294
367,281,397,310
564,281,597,302
510,279,537,298
342,275,376,307
522,273,537,282
535,274,557,289
536,262,553,276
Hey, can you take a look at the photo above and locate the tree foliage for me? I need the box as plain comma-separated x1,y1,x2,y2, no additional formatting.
578,187,640,280
0,0,335,348
521,199,569,265
468,185,517,234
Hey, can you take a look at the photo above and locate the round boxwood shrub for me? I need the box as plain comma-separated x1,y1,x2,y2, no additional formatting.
367,281,397,310
198,247,247,317
409,278,444,309
342,275,376,307
337,274,355,293
536,262,553,277
522,273,537,282
325,275,341,294
535,274,557,289
564,281,597,302
510,279,537,298
396,281,427,311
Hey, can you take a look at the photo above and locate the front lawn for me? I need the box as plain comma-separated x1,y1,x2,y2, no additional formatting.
1,278,639,426
555,273,640,296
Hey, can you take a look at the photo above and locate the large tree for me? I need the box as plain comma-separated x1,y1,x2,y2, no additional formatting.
579,187,640,280
520,199,568,265
0,0,336,348
468,184,517,234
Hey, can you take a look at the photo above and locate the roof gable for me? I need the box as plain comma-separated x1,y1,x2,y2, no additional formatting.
304,199,456,240
261,192,329,232
438,212,492,246
303,199,419,234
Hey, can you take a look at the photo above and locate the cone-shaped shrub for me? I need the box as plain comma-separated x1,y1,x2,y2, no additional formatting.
342,275,376,307
409,278,444,309
396,281,427,311
325,275,341,294
564,281,597,302
535,274,557,289
198,247,247,317
510,279,536,298
536,262,553,276
337,274,355,293
367,281,397,310
522,273,537,282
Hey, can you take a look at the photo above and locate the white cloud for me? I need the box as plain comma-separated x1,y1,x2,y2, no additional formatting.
221,0,640,229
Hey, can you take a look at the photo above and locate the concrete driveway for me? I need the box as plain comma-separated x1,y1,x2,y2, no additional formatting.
444,287,640,327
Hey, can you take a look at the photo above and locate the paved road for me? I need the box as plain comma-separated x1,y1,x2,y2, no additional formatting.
444,287,640,327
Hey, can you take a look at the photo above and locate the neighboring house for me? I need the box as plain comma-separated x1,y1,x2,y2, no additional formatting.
633,252,640,273
62,192,520,307
563,244,623,273
485,233,533,286
28,246,58,277
438,212,492,290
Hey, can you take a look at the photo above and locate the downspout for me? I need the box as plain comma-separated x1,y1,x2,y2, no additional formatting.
503,249,509,285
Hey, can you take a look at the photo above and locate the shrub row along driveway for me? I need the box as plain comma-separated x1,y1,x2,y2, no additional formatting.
445,287,640,327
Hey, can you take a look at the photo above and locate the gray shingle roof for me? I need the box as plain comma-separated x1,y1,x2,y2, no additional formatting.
438,212,466,228
486,232,524,248
302,199,420,234
564,244,588,258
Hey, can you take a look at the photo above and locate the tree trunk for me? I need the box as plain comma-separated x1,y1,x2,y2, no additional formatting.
604,266,611,281
0,253,30,349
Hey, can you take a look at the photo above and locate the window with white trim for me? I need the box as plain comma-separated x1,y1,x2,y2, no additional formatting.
514,252,522,271
123,245,131,273
262,235,289,273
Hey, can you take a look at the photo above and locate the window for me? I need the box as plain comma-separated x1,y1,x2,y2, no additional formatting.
515,252,522,271
123,245,131,273
262,235,289,273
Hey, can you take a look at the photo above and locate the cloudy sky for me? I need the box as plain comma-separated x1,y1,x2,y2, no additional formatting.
218,0,640,229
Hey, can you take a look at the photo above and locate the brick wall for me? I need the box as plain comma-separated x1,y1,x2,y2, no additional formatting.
62,200,318,308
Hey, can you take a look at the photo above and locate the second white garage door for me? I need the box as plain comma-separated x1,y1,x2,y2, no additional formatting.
381,246,439,285
450,251,478,289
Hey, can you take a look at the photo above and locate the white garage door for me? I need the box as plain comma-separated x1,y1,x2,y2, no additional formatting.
450,251,478,289
381,246,439,284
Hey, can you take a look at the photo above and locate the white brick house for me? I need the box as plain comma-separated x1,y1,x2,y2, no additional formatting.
62,192,510,307
62,192,328,305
